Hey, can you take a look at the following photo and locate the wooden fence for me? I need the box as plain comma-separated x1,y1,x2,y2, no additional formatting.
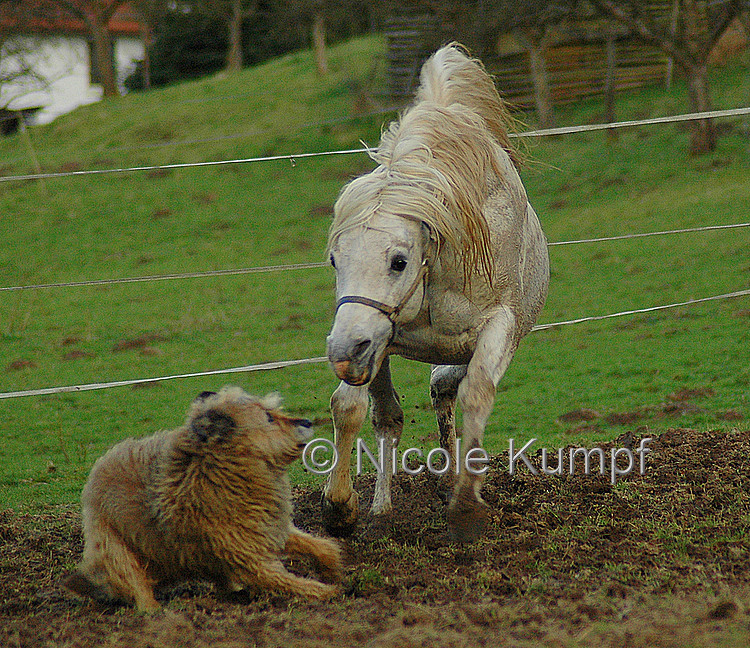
384,16,670,108
487,40,669,108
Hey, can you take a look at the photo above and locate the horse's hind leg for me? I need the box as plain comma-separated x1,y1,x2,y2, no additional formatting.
368,357,404,515
449,305,518,544
430,364,467,464
322,380,368,536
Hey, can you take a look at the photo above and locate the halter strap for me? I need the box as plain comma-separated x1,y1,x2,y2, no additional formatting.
335,260,428,323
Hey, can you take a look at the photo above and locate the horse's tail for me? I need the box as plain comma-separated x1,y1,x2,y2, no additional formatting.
416,43,521,168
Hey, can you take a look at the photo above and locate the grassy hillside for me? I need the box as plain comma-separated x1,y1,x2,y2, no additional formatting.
0,35,748,510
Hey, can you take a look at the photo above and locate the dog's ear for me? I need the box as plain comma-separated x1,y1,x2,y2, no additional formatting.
191,409,236,442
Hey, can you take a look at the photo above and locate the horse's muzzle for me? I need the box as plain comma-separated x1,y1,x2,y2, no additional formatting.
330,359,371,386
326,302,393,386
328,334,376,385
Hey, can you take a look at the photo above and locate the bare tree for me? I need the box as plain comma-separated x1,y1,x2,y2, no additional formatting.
589,0,746,154
44,0,130,98
514,24,557,128
311,2,328,75
447,0,576,128
132,0,168,89
206,0,257,73
0,1,68,120
510,2,576,128
0,35,48,123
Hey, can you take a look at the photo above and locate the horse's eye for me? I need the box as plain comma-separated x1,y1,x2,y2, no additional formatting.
266,412,275,424
329,254,336,269
390,255,407,272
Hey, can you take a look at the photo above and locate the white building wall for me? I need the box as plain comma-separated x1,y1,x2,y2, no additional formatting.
115,35,143,89
0,33,143,125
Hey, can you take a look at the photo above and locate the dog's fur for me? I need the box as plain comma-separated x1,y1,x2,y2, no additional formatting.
63,386,342,611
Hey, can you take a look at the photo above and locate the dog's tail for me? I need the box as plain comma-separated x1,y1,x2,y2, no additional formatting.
415,43,520,167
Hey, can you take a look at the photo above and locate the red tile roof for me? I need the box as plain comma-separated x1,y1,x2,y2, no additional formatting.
0,1,142,37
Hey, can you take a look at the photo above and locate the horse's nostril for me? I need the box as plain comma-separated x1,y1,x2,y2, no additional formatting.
351,339,372,360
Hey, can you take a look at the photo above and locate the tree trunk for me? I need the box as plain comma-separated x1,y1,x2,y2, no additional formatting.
519,29,554,129
226,0,243,73
141,21,152,90
90,16,119,97
590,0,742,155
740,11,750,38
683,62,716,154
312,12,328,76
665,0,680,89
604,34,617,142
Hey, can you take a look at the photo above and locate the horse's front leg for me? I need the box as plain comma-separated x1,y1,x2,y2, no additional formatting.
322,380,368,537
368,357,403,515
449,305,518,544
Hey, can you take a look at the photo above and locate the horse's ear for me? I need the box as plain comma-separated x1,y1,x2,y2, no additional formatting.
421,222,439,256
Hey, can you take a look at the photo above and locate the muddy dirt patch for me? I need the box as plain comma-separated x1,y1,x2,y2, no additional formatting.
2,427,749,647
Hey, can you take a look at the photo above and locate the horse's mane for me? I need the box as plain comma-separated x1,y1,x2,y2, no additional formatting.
328,43,520,284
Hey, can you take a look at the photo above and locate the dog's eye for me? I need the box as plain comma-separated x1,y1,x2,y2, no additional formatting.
266,412,275,424
390,254,407,273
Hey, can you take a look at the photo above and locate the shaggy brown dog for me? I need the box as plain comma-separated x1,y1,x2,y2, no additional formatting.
63,386,342,611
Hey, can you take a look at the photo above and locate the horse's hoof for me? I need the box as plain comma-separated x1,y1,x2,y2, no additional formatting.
321,491,359,537
446,488,489,544
359,510,394,541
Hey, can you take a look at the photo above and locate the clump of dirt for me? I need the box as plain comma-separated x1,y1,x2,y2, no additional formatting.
556,408,602,423
57,161,83,174
4,359,37,372
111,332,169,353
666,387,716,401
604,410,644,425
192,192,217,205
62,350,96,361
309,204,333,218
556,385,739,433
151,207,172,220
717,409,744,421
2,427,749,647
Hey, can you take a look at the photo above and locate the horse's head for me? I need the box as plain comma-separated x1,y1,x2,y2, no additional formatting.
326,214,432,385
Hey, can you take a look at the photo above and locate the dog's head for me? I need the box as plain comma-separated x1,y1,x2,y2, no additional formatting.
183,386,313,467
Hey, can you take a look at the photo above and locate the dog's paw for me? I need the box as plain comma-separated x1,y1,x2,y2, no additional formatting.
61,571,113,603
308,582,341,601
134,598,161,614
313,540,344,583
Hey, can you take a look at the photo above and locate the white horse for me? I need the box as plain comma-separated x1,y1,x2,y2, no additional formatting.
323,44,549,543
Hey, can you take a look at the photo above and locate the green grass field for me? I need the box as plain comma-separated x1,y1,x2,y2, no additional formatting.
1,35,748,511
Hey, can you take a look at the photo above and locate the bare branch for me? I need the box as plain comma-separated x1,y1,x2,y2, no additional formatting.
589,0,695,68
708,0,746,49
